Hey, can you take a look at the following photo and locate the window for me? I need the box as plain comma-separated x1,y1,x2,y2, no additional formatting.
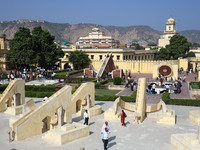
129,55,131,60
138,56,140,60
91,55,94,59
142,56,143,60
145,56,147,60
66,55,68,58
99,55,102,60
169,26,171,30
135,56,137,60
126,56,128,60
117,55,120,60
123,56,125,60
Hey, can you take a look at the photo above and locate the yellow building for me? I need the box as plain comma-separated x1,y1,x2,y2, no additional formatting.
61,46,157,69
0,34,8,71
158,17,178,49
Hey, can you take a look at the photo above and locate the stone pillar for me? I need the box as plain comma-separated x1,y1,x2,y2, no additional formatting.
13,95,16,107
57,107,64,127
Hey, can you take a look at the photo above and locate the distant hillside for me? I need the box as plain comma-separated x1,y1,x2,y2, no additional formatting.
0,20,199,45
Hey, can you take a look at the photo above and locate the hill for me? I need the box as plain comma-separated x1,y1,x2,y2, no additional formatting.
0,20,199,45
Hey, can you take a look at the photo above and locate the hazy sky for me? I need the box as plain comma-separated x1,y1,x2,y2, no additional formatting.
0,0,199,31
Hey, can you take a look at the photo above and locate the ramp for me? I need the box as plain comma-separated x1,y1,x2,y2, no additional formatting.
71,82,95,114
0,80,25,112
11,85,72,141
96,53,115,78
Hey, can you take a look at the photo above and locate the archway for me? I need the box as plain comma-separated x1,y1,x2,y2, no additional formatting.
76,100,82,113
15,93,21,106
42,116,51,133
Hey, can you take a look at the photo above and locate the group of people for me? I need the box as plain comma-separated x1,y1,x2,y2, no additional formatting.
83,109,127,150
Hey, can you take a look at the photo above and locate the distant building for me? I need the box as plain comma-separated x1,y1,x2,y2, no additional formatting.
0,34,8,71
76,28,120,48
158,17,178,49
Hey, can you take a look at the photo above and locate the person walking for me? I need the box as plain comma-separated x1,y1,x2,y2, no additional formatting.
102,127,110,150
121,110,127,127
83,110,89,125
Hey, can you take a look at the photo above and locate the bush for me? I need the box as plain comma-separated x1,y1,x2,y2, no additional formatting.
25,84,60,92
25,91,54,98
113,77,122,85
162,92,200,106
95,91,137,102
95,79,109,89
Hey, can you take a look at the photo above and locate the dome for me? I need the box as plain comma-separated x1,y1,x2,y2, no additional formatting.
166,17,175,25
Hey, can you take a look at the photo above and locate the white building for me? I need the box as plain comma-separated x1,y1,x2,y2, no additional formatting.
76,28,119,48
158,17,178,49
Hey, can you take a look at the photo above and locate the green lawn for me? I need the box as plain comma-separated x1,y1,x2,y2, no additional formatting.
95,89,120,96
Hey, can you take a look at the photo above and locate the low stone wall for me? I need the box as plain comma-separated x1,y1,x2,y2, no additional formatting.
190,88,200,97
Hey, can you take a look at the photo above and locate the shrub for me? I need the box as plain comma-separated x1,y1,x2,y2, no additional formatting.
162,92,200,106
25,91,54,98
113,77,122,85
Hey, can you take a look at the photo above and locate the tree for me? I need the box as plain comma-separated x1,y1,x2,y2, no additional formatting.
32,26,64,68
154,35,193,60
130,43,144,50
148,43,157,46
7,26,64,69
6,27,35,67
68,50,91,69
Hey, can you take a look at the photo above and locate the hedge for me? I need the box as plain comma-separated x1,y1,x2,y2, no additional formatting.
25,91,55,98
55,70,83,79
113,77,122,85
95,91,137,102
189,82,200,89
95,79,109,89
162,92,200,106
25,84,60,92
0,84,60,92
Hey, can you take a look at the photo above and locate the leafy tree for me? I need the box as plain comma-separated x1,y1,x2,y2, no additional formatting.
7,26,64,69
6,27,34,67
68,50,91,69
148,43,157,46
130,43,144,50
154,35,193,60
32,26,64,68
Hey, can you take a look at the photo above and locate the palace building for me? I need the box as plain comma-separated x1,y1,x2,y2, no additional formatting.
158,17,178,49
76,28,120,48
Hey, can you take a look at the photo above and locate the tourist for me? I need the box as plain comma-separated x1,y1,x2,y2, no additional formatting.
7,74,10,82
0,73,3,82
43,95,48,101
133,81,137,91
125,79,129,88
182,75,186,82
166,84,170,93
173,84,177,94
147,88,151,95
121,110,127,127
52,72,56,80
83,110,89,125
130,81,133,91
101,121,110,135
102,127,110,150
152,83,156,94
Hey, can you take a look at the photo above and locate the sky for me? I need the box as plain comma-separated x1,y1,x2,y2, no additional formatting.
0,0,200,31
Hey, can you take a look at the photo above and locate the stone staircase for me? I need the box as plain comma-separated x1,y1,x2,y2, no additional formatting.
96,54,110,78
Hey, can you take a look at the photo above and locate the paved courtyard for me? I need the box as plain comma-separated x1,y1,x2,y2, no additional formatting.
0,100,199,150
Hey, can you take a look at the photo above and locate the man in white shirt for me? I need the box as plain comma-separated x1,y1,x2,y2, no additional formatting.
102,128,110,150
83,110,89,125
101,121,110,134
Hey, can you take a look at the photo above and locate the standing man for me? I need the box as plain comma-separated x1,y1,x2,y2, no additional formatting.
83,110,89,125
102,128,110,150
101,121,110,134
121,110,127,127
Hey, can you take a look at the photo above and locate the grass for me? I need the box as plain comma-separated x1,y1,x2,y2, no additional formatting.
95,89,120,96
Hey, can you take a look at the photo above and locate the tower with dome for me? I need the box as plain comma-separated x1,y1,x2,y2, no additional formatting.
158,17,178,49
